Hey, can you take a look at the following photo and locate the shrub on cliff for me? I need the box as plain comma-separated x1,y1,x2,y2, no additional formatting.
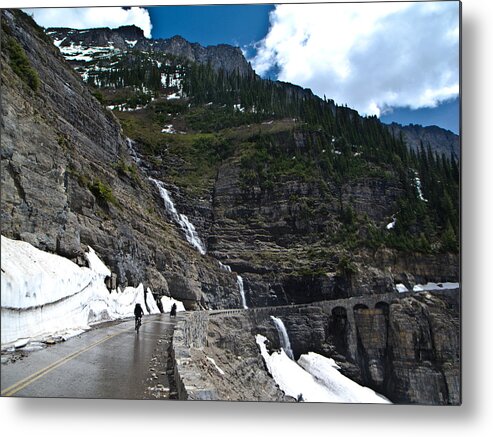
6,36,40,91
89,179,118,207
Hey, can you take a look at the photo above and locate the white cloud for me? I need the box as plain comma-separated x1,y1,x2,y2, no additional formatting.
251,2,459,117
24,7,152,38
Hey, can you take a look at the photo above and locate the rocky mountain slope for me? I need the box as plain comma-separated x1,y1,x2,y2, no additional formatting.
1,10,239,310
2,11,460,310
386,122,460,161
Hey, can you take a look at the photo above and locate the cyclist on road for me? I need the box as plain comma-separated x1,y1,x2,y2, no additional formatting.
134,303,144,330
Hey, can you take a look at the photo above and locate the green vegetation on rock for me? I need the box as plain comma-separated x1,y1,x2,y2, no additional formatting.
5,35,40,91
89,179,118,207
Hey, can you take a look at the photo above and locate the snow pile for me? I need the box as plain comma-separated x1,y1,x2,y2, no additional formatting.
166,92,181,100
297,352,391,404
52,37,66,48
58,42,119,62
396,283,409,293
161,124,176,134
256,335,390,403
161,71,183,98
0,236,162,347
386,217,396,230
396,282,459,293
160,295,186,313
413,282,459,292
107,104,145,112
146,288,161,314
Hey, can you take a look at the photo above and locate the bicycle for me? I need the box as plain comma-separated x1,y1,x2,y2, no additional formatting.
135,316,142,333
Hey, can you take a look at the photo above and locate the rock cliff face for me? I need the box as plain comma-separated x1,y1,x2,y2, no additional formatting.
1,10,240,309
125,121,459,308
199,128,459,306
199,290,460,404
46,25,253,76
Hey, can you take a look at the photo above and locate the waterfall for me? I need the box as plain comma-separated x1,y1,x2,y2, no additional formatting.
218,261,248,309
149,178,206,255
218,261,232,272
237,275,248,309
270,316,294,360
129,144,248,310
126,138,141,165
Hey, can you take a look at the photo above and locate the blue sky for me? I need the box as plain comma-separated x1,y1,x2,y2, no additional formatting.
380,97,459,133
26,2,460,134
147,5,274,48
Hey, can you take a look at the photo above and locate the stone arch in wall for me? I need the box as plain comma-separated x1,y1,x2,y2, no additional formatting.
353,303,369,312
375,301,390,312
328,306,348,352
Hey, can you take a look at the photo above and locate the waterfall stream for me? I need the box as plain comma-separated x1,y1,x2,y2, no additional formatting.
219,261,248,309
126,138,142,165
147,173,248,308
149,177,207,255
236,275,248,309
218,261,232,272
270,316,294,360
130,138,247,308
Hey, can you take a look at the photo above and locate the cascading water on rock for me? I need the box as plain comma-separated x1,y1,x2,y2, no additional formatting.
149,178,249,308
218,261,248,309
149,177,207,255
270,316,294,360
126,138,141,165
237,275,248,309
218,261,232,272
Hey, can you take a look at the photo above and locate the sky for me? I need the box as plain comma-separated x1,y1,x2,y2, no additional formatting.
23,1,460,134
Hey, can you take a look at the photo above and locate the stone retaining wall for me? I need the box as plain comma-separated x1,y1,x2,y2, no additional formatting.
171,311,219,400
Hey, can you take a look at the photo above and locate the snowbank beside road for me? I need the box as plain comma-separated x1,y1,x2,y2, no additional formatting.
0,236,165,347
160,295,185,313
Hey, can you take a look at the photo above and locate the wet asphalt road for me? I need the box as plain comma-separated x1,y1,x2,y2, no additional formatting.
1,314,181,399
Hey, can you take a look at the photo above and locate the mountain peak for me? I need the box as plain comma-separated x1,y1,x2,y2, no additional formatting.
46,26,253,76
386,122,459,160
115,24,145,39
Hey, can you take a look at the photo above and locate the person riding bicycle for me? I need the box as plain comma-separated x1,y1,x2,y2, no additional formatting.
134,303,144,329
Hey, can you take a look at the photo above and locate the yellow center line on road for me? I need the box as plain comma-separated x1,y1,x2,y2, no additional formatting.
1,320,152,397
